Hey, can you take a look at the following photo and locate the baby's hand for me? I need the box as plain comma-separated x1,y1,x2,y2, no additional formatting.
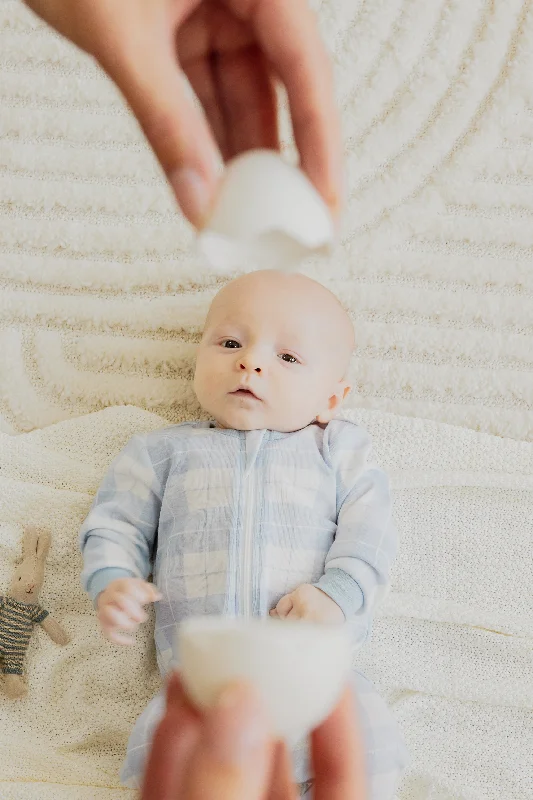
96,578,162,646
270,584,345,625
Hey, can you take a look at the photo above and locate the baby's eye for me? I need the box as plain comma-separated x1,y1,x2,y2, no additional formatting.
222,340,241,349
279,353,299,364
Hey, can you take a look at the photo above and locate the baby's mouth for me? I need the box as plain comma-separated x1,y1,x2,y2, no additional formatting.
230,387,262,401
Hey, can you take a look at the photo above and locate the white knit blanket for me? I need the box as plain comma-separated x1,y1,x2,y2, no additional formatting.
2,0,533,441
0,405,532,799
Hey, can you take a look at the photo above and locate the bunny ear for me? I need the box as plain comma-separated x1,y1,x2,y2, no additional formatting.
36,530,51,561
22,526,40,557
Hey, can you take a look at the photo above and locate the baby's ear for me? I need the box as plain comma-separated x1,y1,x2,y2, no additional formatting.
22,527,40,558
36,531,51,562
316,381,351,424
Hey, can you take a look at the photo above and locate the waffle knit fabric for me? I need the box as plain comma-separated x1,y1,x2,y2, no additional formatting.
1,406,532,799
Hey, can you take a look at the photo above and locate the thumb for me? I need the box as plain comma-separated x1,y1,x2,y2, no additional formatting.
144,583,163,603
275,594,294,619
103,24,221,227
182,683,274,800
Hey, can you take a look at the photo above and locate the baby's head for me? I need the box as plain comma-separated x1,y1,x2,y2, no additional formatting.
194,270,354,432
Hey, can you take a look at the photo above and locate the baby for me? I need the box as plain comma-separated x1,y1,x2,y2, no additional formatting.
79,270,408,797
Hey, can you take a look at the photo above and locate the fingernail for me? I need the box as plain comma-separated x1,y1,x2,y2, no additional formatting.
329,159,346,233
170,167,210,227
326,186,343,236
203,684,268,766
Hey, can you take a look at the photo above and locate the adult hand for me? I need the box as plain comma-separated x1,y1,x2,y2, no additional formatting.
23,0,343,228
141,672,366,799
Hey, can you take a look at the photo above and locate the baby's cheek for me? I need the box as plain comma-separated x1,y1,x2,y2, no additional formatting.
281,380,318,420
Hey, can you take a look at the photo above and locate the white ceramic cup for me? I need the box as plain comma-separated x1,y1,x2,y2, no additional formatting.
176,616,352,744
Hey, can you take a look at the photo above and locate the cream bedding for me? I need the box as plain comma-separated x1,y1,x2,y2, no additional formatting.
2,0,533,441
1,406,532,799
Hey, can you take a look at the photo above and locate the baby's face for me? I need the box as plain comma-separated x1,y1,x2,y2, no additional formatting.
194,271,354,432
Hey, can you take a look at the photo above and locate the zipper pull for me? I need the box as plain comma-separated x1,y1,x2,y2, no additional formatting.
244,429,267,476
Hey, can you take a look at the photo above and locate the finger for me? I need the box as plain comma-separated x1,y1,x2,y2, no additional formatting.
269,609,279,618
266,741,298,800
163,671,202,725
184,45,278,161
178,5,278,160
101,14,220,227
113,595,149,623
142,672,201,800
275,595,294,618
311,687,366,799
183,57,230,160
102,627,136,646
247,0,343,218
147,583,164,602
287,607,303,620
121,581,162,606
177,4,239,161
213,45,279,158
181,682,274,800
100,605,139,631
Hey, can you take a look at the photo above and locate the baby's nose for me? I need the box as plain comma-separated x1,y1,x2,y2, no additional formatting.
240,362,261,374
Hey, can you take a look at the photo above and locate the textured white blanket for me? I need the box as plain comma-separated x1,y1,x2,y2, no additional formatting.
1,406,532,799
2,0,533,441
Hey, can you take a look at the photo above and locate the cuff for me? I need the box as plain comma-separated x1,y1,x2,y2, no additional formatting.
87,567,135,607
314,568,364,620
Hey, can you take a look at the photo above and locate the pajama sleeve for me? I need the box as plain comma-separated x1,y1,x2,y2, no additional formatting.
33,605,49,624
79,434,165,604
315,419,397,627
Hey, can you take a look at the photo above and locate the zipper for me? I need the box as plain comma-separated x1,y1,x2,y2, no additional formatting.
240,430,265,618
240,465,255,618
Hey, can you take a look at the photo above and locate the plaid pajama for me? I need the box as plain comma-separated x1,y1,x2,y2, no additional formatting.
79,419,408,798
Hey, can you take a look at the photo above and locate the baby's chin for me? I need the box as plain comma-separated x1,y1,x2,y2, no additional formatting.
210,407,273,432
208,405,316,433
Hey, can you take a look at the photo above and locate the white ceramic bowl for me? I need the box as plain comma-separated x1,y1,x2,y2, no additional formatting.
177,616,352,744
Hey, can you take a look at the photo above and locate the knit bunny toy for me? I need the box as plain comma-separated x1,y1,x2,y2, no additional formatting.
0,527,70,699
